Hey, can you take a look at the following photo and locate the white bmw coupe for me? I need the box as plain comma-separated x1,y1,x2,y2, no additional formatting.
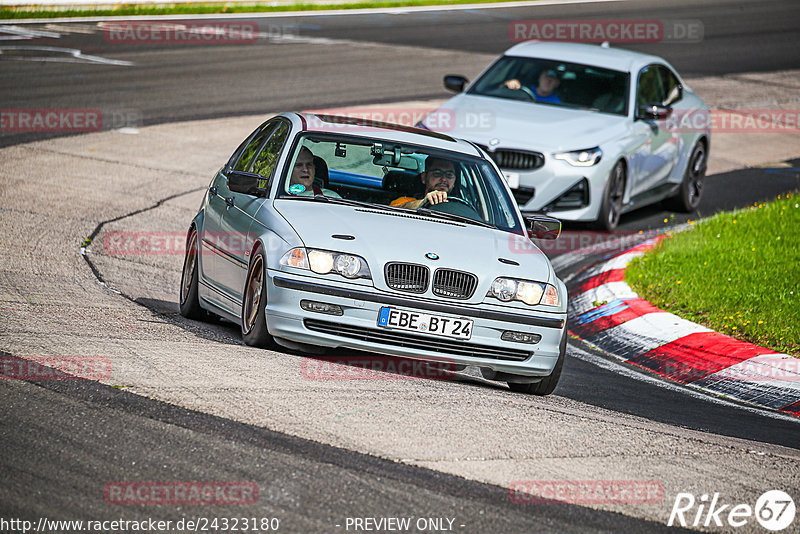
419,41,710,230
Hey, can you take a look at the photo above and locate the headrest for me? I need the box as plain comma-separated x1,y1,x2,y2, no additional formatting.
313,156,329,188
382,170,423,197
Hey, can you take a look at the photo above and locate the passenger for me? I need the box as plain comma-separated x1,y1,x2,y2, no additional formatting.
390,156,456,209
288,147,341,198
503,68,562,104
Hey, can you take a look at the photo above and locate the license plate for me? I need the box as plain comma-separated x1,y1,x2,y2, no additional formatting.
377,307,473,340
502,171,520,189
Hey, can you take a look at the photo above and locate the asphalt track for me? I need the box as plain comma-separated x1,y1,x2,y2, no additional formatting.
1,0,799,147
1,0,800,531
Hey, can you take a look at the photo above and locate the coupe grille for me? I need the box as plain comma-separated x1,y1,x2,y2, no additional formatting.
304,320,531,362
432,269,478,299
478,145,545,170
385,263,429,293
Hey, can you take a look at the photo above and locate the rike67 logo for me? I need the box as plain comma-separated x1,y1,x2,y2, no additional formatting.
668,490,795,531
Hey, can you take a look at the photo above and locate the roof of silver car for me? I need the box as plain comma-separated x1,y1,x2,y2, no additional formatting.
504,41,664,73
293,113,484,157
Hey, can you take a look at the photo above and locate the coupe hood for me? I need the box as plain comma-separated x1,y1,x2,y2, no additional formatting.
273,201,554,291
435,94,629,152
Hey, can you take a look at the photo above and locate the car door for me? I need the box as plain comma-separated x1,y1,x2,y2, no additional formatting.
629,64,679,197
201,120,280,311
213,119,291,314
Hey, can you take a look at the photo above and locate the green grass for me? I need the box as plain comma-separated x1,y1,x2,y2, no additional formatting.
0,0,531,19
627,193,800,356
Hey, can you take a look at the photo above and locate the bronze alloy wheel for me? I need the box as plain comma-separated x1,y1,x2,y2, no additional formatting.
180,231,197,305
179,228,205,320
243,254,263,335
241,249,276,348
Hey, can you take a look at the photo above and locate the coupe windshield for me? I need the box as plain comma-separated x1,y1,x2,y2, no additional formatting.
469,56,630,116
278,133,523,234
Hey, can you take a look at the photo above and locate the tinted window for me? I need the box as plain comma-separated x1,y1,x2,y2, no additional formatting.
637,66,666,107
468,56,629,116
251,121,290,179
232,121,278,172
658,66,682,105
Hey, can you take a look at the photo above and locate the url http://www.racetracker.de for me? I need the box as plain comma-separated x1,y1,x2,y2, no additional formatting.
0,516,282,533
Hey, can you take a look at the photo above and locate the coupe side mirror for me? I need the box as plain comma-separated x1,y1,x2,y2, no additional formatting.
525,215,561,240
637,103,672,121
444,75,468,93
228,170,267,197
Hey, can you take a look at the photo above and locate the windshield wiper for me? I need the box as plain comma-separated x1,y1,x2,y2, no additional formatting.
415,207,496,229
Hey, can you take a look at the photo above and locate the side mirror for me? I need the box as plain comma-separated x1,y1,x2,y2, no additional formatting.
525,215,561,240
228,170,267,196
444,75,468,93
637,103,672,121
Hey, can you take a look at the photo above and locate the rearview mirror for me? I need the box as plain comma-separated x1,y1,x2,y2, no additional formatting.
228,170,267,196
637,103,672,121
525,215,561,240
444,75,468,93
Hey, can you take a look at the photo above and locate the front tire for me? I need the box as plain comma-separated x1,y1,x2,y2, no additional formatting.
594,161,626,231
665,141,706,212
179,227,206,320
507,328,567,396
241,248,276,348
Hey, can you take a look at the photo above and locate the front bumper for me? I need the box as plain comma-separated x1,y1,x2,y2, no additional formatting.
506,156,616,222
265,271,566,377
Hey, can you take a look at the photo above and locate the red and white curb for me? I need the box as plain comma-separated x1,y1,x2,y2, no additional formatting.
567,237,800,417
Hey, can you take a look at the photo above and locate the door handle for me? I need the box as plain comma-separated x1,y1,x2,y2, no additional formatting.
209,186,218,197
225,196,235,209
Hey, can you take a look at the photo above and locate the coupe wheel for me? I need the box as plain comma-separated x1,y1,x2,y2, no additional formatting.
665,142,706,212
507,327,567,396
595,161,626,231
179,227,206,320
242,248,276,348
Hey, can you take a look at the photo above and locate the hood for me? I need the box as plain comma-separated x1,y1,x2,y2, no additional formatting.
274,200,553,301
436,94,629,152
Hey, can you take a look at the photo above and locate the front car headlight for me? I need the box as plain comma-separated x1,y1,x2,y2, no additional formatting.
553,146,603,167
488,277,560,307
280,248,371,279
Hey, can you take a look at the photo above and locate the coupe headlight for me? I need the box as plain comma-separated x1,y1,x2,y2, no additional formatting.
554,147,603,167
280,248,371,280
488,277,560,307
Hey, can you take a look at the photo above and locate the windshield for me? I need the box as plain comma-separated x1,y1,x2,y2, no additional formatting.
469,56,630,116
277,133,524,234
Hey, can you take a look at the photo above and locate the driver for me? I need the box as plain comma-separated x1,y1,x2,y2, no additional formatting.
288,146,341,198
503,69,562,104
390,156,456,209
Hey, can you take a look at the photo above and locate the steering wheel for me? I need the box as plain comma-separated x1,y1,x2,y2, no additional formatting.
420,196,483,221
518,86,537,101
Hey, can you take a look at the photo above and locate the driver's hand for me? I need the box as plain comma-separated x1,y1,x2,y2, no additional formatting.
504,79,522,90
425,190,448,205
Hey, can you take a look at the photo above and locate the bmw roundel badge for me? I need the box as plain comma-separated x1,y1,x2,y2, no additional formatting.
425,253,439,260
